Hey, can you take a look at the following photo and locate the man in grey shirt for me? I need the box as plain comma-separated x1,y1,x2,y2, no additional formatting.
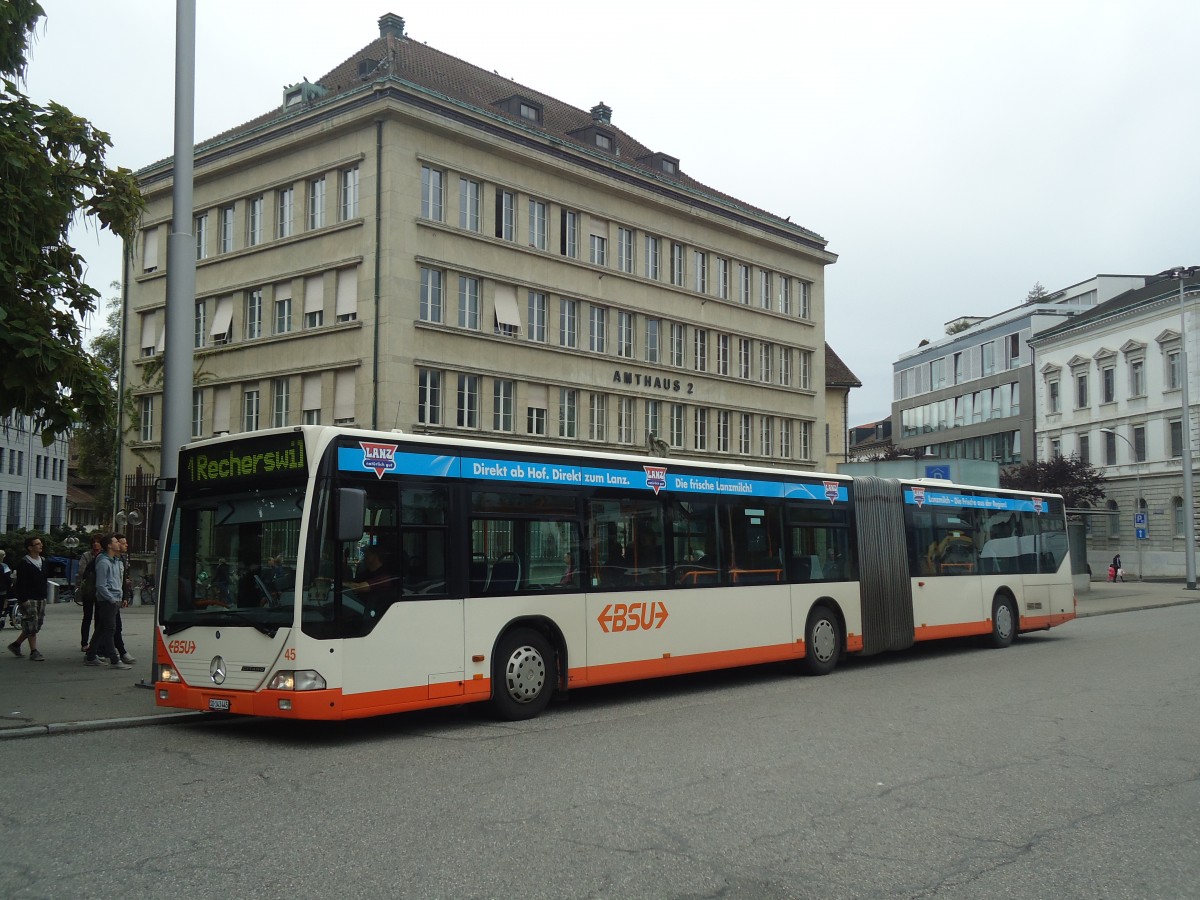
84,535,131,670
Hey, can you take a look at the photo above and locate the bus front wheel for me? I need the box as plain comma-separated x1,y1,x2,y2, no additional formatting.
989,594,1018,648
491,628,555,721
801,605,841,676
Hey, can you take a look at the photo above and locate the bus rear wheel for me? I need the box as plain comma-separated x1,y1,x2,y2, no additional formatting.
989,594,1018,648
801,605,841,676
491,627,555,721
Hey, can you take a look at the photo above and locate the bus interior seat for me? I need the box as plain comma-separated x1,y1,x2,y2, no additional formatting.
487,553,521,594
469,553,488,594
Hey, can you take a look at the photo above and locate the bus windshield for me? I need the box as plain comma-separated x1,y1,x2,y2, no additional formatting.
161,485,305,635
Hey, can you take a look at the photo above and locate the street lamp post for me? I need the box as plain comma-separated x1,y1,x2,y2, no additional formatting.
1171,268,1198,590
1101,427,1142,582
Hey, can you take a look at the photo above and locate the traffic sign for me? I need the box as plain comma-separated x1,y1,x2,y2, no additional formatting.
1136,528,1148,540
1134,512,1147,526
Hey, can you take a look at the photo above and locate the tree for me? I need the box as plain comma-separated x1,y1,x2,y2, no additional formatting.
0,1,144,441
1025,281,1048,304
71,282,122,519
1000,455,1107,508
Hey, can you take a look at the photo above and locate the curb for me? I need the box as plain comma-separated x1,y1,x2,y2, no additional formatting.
0,710,205,741
1075,597,1200,618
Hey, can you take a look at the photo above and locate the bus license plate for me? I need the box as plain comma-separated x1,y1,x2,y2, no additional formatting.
208,698,231,712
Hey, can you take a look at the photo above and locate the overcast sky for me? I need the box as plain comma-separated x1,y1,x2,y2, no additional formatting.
23,0,1200,425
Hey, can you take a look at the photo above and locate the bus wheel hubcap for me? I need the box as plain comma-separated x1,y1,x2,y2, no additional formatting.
811,620,836,662
505,646,546,703
996,605,1012,638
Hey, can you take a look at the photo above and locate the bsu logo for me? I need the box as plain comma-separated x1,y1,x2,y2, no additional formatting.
912,486,926,508
823,481,840,504
644,466,667,495
359,442,397,479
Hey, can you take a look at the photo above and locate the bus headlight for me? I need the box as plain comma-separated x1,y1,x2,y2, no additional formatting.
158,664,182,683
267,670,327,691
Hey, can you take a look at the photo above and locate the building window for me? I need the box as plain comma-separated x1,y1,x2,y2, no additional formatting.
1104,429,1117,465
246,196,263,246
420,165,442,221
669,404,684,448
1006,333,1021,368
738,264,750,304
493,380,514,432
559,389,577,438
418,369,441,425
307,177,325,229
560,298,577,348
1166,349,1182,390
420,268,443,322
693,329,708,372
645,400,660,445
617,227,634,273
1133,424,1146,462
645,319,660,363
799,281,811,318
340,166,359,220
617,311,633,358
1048,379,1060,414
276,187,294,238
717,410,730,452
194,301,206,349
456,375,479,429
1129,358,1145,397
738,339,751,379
799,421,812,460
273,378,289,428
670,242,684,287
458,178,481,231
717,334,730,376
980,341,995,376
693,250,707,294
219,205,234,253
759,270,771,310
458,276,480,330
779,347,791,386
1101,364,1115,403
529,199,547,250
670,323,685,367
1106,500,1120,538
1170,418,1183,458
717,258,729,300
302,373,321,425
274,291,292,335
303,275,323,329
194,214,208,260
191,389,204,438
798,349,812,390
528,291,547,342
693,408,708,451
779,419,792,459
589,394,608,441
1175,497,1186,537
242,389,260,432
778,277,791,315
1075,371,1089,409
589,305,607,353
561,209,577,258
760,417,772,456
527,406,546,436
618,397,633,444
589,233,607,267
140,396,154,442
739,413,751,454
1078,434,1090,464
497,190,515,241
244,289,262,339
645,235,660,280
953,352,965,384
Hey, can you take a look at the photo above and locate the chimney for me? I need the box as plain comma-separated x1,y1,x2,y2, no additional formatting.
379,13,405,39
590,102,612,124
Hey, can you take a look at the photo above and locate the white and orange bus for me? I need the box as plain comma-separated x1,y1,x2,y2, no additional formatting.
153,426,1074,721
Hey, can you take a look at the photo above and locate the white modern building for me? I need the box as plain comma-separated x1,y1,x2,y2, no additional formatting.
1030,270,1199,578
0,414,70,533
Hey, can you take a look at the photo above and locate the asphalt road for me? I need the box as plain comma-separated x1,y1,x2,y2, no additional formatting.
4,604,1198,899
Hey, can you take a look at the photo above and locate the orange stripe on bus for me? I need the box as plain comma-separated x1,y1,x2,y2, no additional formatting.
568,641,804,688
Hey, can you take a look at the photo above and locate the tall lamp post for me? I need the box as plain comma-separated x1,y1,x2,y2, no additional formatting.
1101,427,1142,582
1165,267,1198,590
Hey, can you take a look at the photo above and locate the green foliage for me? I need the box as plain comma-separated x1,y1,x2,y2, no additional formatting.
1000,455,1107,508
0,1,145,441
1025,281,1048,304
71,283,122,517
0,524,92,565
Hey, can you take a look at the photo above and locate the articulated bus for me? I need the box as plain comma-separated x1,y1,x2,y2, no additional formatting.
154,426,1075,721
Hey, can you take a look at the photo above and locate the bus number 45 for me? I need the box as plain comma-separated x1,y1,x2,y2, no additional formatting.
597,601,669,633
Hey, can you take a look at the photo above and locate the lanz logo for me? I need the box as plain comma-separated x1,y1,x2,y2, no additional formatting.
1033,496,1044,514
644,466,667,495
823,481,840,504
912,486,926,508
359,442,397,479
597,601,669,633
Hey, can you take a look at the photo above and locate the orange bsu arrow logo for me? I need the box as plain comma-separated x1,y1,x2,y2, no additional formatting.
597,601,669,633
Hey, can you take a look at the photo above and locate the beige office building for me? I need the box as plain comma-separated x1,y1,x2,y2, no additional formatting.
122,14,836,488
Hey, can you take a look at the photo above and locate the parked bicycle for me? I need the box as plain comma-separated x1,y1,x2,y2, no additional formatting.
138,574,157,606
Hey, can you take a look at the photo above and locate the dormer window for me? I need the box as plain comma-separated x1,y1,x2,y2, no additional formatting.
495,95,543,125
637,152,681,176
594,131,612,151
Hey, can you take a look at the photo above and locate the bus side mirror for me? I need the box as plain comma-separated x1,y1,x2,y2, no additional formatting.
337,488,366,543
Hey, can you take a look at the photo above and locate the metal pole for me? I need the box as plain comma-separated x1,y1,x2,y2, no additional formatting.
1177,271,1197,589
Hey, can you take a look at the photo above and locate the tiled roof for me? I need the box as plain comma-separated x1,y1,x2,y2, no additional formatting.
1032,272,1199,343
824,343,861,387
187,18,827,248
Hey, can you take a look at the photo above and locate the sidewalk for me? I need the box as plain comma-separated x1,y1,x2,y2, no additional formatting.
1,582,1197,740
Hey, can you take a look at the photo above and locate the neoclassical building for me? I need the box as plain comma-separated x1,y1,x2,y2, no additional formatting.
122,14,836,494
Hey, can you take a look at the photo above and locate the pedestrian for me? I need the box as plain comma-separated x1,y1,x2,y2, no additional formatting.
77,534,102,653
1112,553,1124,583
111,533,135,665
84,534,131,669
7,535,49,661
